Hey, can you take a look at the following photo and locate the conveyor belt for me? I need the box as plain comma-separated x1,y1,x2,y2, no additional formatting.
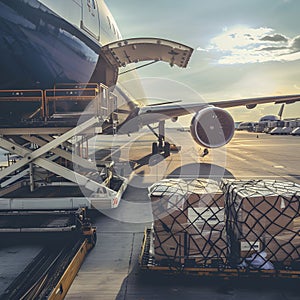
0,210,83,233
0,237,79,299
0,230,96,299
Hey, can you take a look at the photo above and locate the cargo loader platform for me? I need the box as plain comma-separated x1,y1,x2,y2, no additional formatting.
0,83,127,210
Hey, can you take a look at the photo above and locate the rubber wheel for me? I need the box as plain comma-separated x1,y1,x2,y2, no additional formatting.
164,142,170,157
89,231,97,247
152,142,158,154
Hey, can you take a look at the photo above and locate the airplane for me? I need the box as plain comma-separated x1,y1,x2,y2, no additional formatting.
1,0,300,154
260,104,285,123
254,104,285,133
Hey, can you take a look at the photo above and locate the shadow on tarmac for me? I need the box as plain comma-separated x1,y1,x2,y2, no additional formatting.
167,162,235,182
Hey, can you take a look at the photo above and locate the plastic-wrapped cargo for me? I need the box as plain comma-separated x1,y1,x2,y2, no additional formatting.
221,179,300,269
149,178,227,266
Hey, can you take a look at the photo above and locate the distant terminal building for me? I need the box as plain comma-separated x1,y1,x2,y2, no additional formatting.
234,122,242,129
236,122,256,132
256,117,300,135
283,118,300,128
237,117,300,134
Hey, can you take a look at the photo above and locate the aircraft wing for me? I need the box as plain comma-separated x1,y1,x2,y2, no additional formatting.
209,94,300,108
138,94,300,125
102,38,300,125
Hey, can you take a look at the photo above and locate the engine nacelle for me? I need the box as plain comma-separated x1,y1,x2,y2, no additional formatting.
246,103,257,109
190,106,235,148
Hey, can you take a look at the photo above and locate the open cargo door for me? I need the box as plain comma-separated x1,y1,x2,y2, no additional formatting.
101,38,193,68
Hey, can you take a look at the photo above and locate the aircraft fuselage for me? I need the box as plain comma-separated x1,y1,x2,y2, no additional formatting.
0,0,141,126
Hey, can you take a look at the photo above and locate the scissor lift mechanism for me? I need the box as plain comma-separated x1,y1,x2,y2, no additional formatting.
0,83,126,210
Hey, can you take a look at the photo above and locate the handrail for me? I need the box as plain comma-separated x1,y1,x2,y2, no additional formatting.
0,89,44,100
54,82,99,89
44,85,101,118
0,89,43,94
0,89,44,117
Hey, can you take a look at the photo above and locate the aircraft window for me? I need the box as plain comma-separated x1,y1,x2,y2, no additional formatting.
112,23,116,35
107,16,111,29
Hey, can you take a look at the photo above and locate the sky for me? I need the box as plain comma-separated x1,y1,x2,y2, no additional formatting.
105,0,300,122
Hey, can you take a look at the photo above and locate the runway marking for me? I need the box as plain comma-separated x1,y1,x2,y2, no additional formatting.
222,150,247,161
273,165,285,169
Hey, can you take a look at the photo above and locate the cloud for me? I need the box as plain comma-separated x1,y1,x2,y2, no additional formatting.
198,26,300,64
291,36,300,51
260,34,288,42
260,46,288,51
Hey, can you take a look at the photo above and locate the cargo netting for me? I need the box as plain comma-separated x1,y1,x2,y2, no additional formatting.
221,179,300,270
149,179,228,267
148,179,300,271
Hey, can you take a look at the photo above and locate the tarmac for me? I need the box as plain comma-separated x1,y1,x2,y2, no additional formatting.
65,129,300,299
0,129,299,299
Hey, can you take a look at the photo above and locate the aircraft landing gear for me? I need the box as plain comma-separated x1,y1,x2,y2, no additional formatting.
149,121,172,158
152,140,170,157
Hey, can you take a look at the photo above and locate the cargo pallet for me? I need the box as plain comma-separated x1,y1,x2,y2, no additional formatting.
139,228,300,279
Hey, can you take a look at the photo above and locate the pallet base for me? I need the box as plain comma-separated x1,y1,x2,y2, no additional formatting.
139,228,300,279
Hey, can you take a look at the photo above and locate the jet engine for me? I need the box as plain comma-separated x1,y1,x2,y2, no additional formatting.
190,106,235,148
